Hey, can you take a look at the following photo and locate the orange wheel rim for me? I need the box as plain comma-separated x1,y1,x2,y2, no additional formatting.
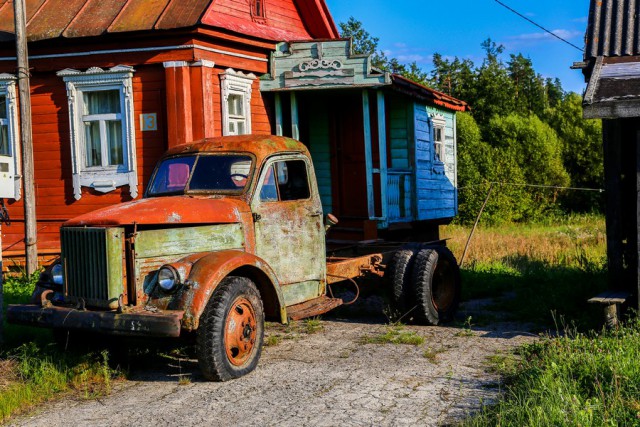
224,297,257,366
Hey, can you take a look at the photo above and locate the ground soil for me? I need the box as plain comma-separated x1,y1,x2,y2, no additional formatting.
10,298,537,427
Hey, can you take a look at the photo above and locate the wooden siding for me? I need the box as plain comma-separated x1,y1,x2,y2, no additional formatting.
413,104,457,221
206,0,311,39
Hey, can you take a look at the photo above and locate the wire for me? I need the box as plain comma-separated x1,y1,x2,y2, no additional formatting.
459,181,604,193
493,0,583,52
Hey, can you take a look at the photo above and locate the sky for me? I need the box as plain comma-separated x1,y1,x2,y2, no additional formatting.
324,0,590,94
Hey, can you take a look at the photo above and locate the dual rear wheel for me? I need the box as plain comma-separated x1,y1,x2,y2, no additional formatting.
387,246,461,325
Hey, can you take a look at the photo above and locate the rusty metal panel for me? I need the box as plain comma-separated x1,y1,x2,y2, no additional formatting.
135,224,244,258
26,0,86,41
108,0,170,33
155,0,210,30
63,0,128,38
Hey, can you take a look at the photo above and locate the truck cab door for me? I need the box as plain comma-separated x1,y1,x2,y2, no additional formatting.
251,155,326,306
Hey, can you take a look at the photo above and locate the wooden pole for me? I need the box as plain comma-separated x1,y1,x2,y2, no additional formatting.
13,0,38,275
459,183,494,268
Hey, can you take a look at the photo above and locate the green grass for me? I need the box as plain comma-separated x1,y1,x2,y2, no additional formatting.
0,273,120,423
360,325,425,346
463,318,640,426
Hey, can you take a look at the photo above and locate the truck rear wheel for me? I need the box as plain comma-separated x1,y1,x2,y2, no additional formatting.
387,249,416,312
196,276,264,381
411,247,461,325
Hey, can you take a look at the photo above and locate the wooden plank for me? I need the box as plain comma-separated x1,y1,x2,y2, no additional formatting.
377,90,388,226
362,90,374,219
290,91,299,141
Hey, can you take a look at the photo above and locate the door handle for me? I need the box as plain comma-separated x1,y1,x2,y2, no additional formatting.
308,210,322,217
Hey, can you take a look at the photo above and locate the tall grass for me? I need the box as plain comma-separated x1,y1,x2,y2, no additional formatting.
442,215,608,329
463,317,640,426
0,273,119,423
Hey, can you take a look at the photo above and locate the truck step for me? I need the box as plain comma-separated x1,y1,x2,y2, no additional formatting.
287,296,343,321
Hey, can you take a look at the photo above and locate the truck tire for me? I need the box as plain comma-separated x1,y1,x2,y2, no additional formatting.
197,276,264,381
411,247,461,325
387,249,416,311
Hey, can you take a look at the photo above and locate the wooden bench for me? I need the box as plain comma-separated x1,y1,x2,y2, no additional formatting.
588,291,631,329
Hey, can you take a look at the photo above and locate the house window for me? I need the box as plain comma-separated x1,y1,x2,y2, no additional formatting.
251,0,266,22
220,69,256,136
431,114,446,163
0,74,21,200
58,66,138,200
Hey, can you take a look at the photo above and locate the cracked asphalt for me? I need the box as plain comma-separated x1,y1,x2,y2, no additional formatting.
12,301,536,427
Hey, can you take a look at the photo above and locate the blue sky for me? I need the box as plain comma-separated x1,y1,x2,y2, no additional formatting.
324,0,589,94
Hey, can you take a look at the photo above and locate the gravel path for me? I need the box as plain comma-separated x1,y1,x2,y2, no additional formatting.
12,302,537,427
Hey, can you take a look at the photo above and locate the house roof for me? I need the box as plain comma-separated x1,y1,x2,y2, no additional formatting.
585,0,640,59
0,0,339,43
391,74,470,112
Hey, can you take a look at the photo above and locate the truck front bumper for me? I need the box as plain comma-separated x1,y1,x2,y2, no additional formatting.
7,304,184,338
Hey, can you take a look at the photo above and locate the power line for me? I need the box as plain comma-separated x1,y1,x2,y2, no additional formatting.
493,0,584,52
458,181,604,192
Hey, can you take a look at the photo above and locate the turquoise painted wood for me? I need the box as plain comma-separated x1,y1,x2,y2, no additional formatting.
307,104,333,214
362,90,375,219
261,40,390,92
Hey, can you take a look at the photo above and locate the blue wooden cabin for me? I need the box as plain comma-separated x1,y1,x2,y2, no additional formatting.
260,39,469,242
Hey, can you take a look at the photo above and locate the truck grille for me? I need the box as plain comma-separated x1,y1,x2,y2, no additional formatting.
61,227,124,308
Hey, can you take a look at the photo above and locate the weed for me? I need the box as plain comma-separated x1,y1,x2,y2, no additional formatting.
303,317,323,334
264,334,282,347
178,376,191,386
423,347,445,363
360,326,425,346
455,316,475,337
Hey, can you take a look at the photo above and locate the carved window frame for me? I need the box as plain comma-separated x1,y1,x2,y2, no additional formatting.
58,66,138,200
220,69,256,136
0,74,21,200
431,113,446,164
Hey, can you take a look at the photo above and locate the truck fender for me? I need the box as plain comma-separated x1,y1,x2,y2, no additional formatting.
178,250,287,330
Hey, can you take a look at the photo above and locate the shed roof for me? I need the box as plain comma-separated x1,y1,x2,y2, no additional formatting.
585,0,640,59
0,0,339,43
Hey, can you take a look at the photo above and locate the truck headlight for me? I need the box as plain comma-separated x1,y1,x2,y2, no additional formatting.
51,263,64,285
157,265,180,292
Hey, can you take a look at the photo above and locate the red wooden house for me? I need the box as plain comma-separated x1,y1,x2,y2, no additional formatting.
0,0,338,267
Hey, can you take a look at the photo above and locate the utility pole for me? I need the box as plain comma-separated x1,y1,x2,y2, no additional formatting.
13,0,38,275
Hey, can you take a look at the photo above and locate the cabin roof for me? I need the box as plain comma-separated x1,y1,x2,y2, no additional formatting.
0,0,339,43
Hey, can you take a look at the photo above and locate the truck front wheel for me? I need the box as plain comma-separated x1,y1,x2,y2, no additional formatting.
196,276,264,381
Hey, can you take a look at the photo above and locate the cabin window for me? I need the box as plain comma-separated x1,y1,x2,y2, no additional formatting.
0,75,20,200
220,68,256,136
259,160,310,202
431,114,446,164
58,66,138,200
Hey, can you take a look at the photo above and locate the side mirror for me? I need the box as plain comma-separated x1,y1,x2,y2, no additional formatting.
324,213,339,233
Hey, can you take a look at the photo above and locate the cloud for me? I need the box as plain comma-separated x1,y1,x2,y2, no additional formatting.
397,54,430,63
508,29,582,41
572,16,588,23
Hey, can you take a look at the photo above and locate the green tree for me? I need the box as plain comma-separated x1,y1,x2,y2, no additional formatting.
507,53,547,116
339,17,387,69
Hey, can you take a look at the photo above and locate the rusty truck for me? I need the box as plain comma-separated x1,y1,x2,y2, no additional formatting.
7,135,460,381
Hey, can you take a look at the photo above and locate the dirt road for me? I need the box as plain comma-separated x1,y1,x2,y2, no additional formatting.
12,302,536,427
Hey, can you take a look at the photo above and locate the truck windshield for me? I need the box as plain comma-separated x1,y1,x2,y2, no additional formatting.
147,154,253,196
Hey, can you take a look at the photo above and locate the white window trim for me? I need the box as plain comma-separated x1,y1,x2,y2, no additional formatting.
220,68,256,136
57,65,138,200
0,74,21,200
431,113,446,164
